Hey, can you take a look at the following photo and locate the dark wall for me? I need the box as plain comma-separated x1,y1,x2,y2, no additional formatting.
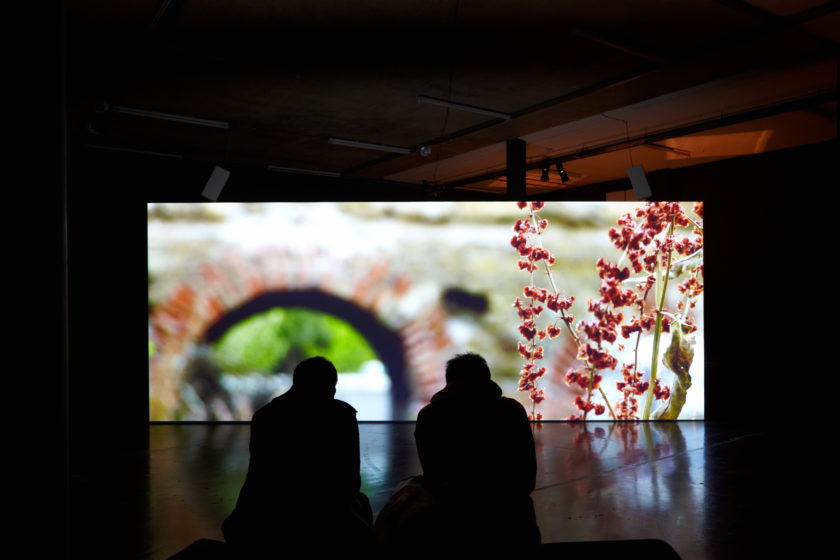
645,145,825,424
65,139,835,466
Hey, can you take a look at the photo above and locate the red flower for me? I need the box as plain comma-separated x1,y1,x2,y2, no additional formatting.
546,294,574,311
518,321,537,341
596,257,630,281
564,368,601,392
653,380,671,401
524,285,551,302
573,395,604,415
577,343,618,370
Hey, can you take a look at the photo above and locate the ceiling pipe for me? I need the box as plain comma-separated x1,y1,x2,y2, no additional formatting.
417,96,512,121
105,104,230,129
328,138,411,154
267,165,341,178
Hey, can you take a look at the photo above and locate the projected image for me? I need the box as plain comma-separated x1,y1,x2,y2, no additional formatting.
148,201,704,421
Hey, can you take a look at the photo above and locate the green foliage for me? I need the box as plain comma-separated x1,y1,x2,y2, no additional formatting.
663,322,695,382
213,307,378,374
654,323,695,420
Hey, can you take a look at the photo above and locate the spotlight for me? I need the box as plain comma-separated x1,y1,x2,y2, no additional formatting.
540,163,549,181
420,145,432,157
556,162,570,183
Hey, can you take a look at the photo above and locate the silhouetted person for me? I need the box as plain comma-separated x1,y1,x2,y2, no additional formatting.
375,352,540,550
222,356,373,557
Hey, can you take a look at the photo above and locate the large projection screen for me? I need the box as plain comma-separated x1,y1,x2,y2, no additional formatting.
148,201,704,421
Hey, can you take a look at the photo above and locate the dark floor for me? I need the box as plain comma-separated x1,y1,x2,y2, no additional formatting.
68,421,778,559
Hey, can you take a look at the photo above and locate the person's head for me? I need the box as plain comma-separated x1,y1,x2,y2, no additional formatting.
292,356,338,400
445,352,492,385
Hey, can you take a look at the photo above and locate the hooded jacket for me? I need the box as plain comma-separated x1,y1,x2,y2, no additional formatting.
414,377,537,499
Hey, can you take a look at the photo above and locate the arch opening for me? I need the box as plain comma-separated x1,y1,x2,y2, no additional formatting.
189,289,409,420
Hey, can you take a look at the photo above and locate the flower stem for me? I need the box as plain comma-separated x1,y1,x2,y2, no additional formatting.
642,311,664,420
597,383,616,419
643,217,675,420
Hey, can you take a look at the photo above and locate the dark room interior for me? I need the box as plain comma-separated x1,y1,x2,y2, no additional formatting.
48,2,838,558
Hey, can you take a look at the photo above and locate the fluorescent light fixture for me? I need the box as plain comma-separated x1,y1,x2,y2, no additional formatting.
417,95,512,121
267,165,341,178
328,138,411,154
85,144,184,159
202,166,230,201
106,104,230,129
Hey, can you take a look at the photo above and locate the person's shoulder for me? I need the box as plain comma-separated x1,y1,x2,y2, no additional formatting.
415,402,432,422
251,394,289,420
330,398,358,417
498,395,529,417
416,397,447,421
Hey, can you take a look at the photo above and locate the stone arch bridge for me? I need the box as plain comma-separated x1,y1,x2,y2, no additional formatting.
149,246,456,421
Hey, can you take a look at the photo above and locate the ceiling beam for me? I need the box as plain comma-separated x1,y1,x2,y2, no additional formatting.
441,88,837,190
348,20,838,180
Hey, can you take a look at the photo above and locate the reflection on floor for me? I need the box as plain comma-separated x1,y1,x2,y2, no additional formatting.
70,421,773,559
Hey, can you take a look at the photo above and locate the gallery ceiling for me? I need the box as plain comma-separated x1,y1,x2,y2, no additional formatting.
65,1,838,196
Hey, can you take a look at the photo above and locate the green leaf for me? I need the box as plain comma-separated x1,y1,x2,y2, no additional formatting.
663,322,694,380
653,322,695,420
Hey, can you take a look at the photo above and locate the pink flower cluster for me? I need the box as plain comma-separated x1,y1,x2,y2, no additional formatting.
609,202,702,418
512,200,703,421
512,211,554,273
614,363,648,420
566,253,641,419
614,362,672,420
608,201,691,273
677,267,704,312
511,201,572,421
